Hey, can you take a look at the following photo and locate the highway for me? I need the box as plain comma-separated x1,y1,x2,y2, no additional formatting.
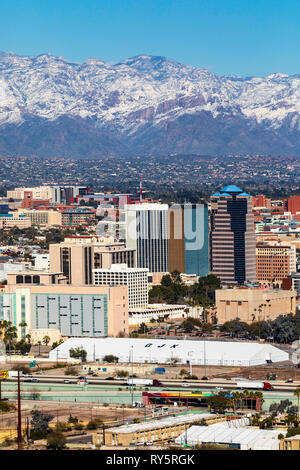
6,375,300,392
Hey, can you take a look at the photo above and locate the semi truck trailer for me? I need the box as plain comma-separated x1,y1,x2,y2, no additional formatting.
236,381,273,391
127,378,162,387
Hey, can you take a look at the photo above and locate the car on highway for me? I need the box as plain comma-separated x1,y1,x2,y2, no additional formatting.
64,379,71,384
77,379,88,385
145,441,153,446
25,378,39,383
105,377,115,380
181,382,189,387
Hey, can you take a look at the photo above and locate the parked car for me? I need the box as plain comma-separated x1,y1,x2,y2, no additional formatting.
145,441,153,446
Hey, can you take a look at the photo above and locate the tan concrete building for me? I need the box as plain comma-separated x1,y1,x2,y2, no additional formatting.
0,213,31,229
215,287,296,324
7,271,67,286
280,435,300,450
7,186,53,200
49,238,136,285
16,209,62,226
94,413,217,446
28,328,62,346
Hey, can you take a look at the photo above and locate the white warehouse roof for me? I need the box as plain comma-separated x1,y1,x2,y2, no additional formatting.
175,421,283,450
49,337,288,366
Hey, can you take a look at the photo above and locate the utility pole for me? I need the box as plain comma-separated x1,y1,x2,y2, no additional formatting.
17,370,22,450
102,423,106,445
204,340,207,377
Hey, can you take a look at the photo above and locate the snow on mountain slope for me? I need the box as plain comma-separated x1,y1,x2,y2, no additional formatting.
0,51,300,157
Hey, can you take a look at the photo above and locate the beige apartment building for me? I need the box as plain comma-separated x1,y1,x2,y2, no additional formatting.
49,237,136,285
215,287,296,324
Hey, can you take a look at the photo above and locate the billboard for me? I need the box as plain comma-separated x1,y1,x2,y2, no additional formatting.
0,370,9,380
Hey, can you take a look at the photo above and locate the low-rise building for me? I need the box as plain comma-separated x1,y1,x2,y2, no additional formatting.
129,304,187,325
94,413,216,446
215,287,296,323
0,213,31,229
279,434,300,450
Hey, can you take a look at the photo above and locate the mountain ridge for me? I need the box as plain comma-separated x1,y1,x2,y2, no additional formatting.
0,51,300,158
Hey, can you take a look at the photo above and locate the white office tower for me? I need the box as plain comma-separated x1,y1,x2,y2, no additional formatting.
125,203,169,273
93,264,149,308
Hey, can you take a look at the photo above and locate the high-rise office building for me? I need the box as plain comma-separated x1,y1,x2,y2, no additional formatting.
210,185,256,285
50,237,136,285
168,203,209,277
125,203,169,273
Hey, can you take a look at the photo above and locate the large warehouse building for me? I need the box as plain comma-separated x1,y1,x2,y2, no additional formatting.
49,337,288,366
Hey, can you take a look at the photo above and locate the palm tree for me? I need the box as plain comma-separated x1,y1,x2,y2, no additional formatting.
19,322,27,340
25,334,31,344
43,335,51,346
294,388,300,426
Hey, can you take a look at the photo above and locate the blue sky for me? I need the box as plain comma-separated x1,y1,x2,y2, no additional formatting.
1,0,299,77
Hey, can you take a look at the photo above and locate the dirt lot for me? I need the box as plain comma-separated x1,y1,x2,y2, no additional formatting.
0,401,148,431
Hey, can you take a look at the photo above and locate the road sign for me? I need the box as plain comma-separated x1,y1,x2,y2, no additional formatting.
29,360,36,368
0,369,8,380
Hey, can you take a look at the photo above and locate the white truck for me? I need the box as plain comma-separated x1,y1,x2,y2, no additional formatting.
127,378,162,387
236,381,273,391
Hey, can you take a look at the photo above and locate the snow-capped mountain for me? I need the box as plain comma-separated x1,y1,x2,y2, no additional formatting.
1,51,300,158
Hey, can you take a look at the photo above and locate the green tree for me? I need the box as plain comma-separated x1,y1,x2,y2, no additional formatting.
103,354,119,363
294,388,300,426
69,347,87,361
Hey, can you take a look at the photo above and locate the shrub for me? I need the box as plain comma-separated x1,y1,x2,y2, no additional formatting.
116,370,129,378
0,401,15,412
55,422,71,432
74,423,83,430
86,419,103,430
46,430,66,450
68,415,78,424
65,366,78,376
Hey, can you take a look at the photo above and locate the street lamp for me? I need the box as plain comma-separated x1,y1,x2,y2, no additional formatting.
203,340,207,377
130,346,134,406
188,351,194,376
